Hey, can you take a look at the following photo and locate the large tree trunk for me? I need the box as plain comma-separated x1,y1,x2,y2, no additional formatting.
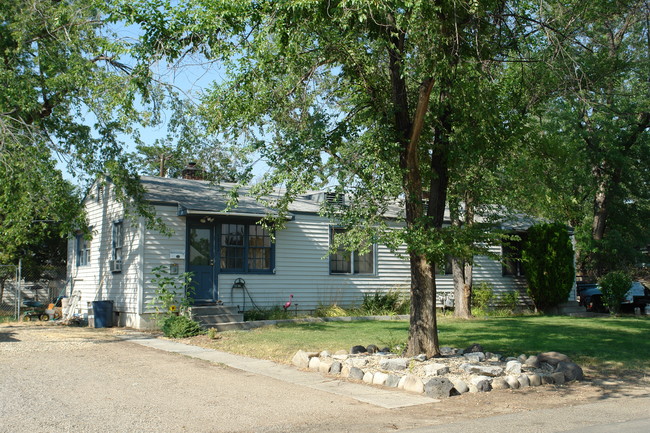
450,197,474,318
452,258,473,318
407,253,439,356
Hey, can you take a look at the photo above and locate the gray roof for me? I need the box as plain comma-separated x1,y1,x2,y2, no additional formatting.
140,176,322,218
139,176,546,231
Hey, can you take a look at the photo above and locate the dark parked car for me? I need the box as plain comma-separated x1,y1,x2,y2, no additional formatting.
577,281,650,313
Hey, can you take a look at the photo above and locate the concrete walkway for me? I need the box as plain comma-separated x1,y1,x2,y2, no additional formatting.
118,331,437,409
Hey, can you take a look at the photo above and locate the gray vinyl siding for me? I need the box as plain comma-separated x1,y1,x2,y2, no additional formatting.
67,183,142,316
217,214,411,311
141,206,187,313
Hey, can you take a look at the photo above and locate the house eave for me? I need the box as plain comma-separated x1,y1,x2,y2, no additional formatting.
177,206,294,221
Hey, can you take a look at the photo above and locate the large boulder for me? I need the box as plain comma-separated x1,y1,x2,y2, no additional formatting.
461,363,504,377
470,376,492,392
379,358,409,371
402,375,425,394
465,343,484,353
538,351,571,366
424,363,450,376
505,360,522,375
555,361,584,382
291,350,319,368
424,377,454,398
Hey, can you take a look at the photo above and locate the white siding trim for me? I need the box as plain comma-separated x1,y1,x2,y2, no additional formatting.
138,216,146,315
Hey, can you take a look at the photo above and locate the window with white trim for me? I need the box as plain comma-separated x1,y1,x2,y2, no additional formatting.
76,234,91,267
112,220,123,272
329,227,375,275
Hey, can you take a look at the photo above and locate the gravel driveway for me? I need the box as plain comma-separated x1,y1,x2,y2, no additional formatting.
0,324,434,433
1,323,645,433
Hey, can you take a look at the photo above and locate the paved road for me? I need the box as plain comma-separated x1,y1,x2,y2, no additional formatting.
1,325,648,433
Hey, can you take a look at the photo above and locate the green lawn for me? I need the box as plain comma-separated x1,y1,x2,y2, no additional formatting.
187,315,650,374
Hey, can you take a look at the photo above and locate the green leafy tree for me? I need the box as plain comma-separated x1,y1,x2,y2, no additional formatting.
0,0,178,242
515,0,650,278
598,270,633,315
119,0,558,356
522,223,575,312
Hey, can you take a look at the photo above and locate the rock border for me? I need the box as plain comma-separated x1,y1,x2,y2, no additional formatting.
292,344,584,399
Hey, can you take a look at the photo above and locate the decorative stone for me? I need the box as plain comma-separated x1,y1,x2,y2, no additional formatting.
463,352,486,362
320,350,331,358
330,361,342,375
517,354,528,363
346,358,369,368
470,376,492,392
363,371,374,384
403,375,425,394
541,374,555,385
486,352,502,362
379,347,391,354
551,372,566,385
518,374,530,388
340,365,350,378
348,367,364,380
505,375,520,389
318,358,334,373
385,374,401,388
366,344,379,354
491,377,509,390
334,349,349,356
506,360,522,375
413,354,427,362
465,343,484,353
424,363,450,376
524,355,541,368
424,377,454,398
440,347,457,355
461,364,504,377
373,371,388,385
351,345,367,354
291,350,311,368
308,357,320,371
451,378,469,394
397,375,408,389
555,361,584,382
528,373,542,386
538,351,571,366
379,358,409,371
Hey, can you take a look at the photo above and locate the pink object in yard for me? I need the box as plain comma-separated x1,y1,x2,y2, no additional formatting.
283,294,294,311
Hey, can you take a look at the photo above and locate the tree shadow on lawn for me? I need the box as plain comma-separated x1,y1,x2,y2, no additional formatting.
438,316,650,370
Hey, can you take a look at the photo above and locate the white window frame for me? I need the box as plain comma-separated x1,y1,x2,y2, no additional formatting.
329,227,376,275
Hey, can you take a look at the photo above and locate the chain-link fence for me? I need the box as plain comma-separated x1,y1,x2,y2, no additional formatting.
0,262,67,322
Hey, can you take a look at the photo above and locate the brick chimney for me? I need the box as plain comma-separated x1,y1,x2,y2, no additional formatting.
181,162,203,180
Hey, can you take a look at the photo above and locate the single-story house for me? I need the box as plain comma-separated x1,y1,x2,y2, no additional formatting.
66,173,572,329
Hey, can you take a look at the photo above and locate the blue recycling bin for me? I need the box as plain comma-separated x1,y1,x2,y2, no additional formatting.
92,300,114,328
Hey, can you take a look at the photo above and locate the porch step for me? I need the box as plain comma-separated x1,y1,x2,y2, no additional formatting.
189,305,244,328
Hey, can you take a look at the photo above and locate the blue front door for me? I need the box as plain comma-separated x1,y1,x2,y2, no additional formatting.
188,226,216,301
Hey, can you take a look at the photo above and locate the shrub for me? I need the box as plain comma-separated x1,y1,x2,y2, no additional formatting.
522,223,575,312
471,282,494,311
160,315,202,338
598,271,632,315
500,290,520,312
359,290,408,315
313,303,349,317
